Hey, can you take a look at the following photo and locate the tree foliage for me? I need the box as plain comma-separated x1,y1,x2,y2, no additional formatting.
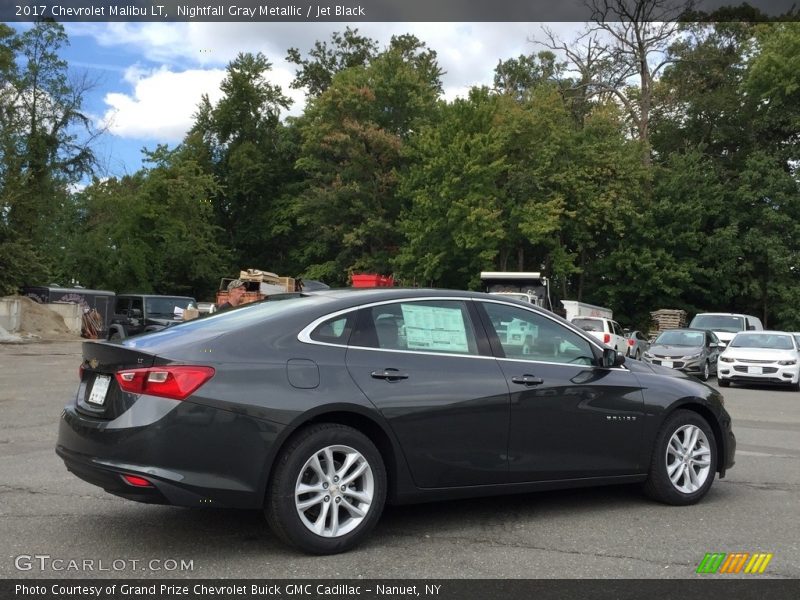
1,20,799,330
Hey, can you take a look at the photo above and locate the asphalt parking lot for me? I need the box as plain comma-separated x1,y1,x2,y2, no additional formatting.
1,339,798,580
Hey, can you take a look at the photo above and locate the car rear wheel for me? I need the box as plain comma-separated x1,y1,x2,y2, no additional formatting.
644,410,717,505
634,349,641,360
265,423,386,554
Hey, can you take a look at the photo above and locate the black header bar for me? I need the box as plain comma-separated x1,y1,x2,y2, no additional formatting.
2,1,797,23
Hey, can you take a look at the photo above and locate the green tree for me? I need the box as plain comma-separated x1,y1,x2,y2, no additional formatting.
293,36,442,284
0,21,97,292
188,52,298,273
65,147,231,299
395,88,507,288
287,27,379,98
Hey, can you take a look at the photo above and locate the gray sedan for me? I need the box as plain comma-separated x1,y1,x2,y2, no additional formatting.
643,328,722,381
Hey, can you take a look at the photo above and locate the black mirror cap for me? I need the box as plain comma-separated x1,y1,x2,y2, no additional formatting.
602,348,626,368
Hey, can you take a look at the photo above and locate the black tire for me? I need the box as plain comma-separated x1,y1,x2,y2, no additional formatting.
634,349,641,360
265,423,387,554
643,410,717,506
718,379,730,388
701,361,710,382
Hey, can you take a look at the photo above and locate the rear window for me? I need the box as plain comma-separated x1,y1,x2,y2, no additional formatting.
123,294,321,350
572,318,605,332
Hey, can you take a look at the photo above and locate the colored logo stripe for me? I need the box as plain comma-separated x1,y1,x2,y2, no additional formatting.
745,553,773,574
697,553,726,574
697,552,773,574
719,553,749,573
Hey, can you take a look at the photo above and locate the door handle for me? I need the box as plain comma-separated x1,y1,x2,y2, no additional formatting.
370,369,409,382
511,375,544,386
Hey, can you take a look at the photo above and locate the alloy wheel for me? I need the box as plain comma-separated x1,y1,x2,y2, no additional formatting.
665,424,712,494
294,444,375,538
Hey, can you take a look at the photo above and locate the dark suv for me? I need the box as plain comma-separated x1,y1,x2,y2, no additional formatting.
108,294,196,340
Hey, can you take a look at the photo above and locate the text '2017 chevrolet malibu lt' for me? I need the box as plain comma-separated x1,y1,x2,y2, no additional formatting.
57,289,736,554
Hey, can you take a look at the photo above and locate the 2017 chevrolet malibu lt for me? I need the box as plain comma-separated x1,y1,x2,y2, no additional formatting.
717,330,800,390
57,289,736,554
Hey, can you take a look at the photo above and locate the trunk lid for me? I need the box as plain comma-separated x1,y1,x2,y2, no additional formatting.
76,340,158,420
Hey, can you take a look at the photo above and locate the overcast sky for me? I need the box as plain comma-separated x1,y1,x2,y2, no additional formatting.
25,21,584,178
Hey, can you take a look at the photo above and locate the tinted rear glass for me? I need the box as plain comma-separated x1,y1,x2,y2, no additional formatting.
124,295,323,350
572,318,604,332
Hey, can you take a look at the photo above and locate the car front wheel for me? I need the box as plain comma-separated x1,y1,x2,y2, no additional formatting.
644,410,717,506
265,423,387,554
701,361,710,381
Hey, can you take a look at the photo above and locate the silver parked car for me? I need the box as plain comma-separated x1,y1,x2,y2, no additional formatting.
625,330,651,360
643,328,722,381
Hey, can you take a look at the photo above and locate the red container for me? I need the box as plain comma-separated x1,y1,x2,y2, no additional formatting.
351,274,394,288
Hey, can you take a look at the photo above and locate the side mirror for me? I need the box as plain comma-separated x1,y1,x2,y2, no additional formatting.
602,348,626,368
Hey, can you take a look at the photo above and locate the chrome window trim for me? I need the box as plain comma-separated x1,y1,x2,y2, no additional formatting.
297,295,629,370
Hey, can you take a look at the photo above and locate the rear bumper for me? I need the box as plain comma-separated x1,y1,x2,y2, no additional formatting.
56,400,282,509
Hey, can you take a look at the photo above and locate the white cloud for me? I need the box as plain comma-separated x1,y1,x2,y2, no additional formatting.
100,66,227,141
100,62,306,141
81,22,588,145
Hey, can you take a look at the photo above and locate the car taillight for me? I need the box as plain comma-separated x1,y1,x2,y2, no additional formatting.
115,366,215,400
603,333,611,344
627,339,635,346
79,364,84,380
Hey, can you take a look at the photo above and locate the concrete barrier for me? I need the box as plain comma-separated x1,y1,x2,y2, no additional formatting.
0,298,22,332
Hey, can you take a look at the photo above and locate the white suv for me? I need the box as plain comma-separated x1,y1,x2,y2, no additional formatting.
571,317,627,353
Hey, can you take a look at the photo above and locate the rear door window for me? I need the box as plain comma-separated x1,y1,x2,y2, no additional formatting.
351,300,480,356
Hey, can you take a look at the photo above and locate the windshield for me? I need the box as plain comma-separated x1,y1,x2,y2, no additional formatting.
689,315,744,333
655,330,705,347
729,333,794,350
145,297,194,317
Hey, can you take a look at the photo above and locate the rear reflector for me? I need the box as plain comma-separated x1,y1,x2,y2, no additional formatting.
115,366,215,400
603,333,611,344
122,474,153,488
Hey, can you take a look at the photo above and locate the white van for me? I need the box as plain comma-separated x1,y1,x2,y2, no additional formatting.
688,312,764,346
